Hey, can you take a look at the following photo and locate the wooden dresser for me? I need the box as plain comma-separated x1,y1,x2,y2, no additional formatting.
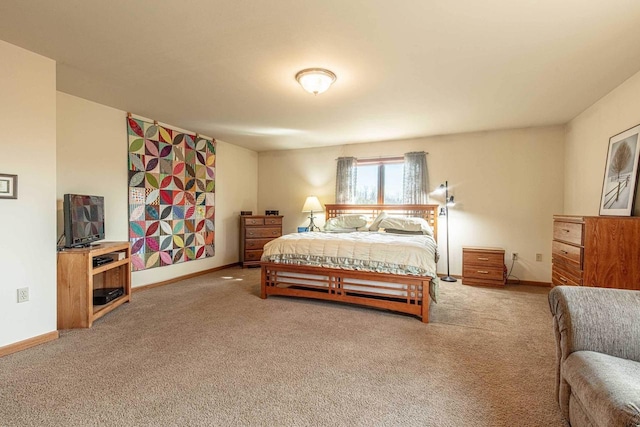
240,215,283,267
462,247,506,287
552,215,640,290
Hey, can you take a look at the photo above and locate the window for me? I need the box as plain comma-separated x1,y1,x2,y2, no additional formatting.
354,158,404,204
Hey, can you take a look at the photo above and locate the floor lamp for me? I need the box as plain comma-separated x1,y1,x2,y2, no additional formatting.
436,181,457,282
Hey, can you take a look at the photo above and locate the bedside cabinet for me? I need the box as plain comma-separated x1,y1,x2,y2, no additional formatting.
462,247,506,287
240,215,283,267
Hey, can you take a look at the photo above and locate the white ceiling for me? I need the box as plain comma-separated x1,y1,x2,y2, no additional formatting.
1,1,640,152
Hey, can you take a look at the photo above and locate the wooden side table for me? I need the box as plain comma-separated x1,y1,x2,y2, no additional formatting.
462,246,506,287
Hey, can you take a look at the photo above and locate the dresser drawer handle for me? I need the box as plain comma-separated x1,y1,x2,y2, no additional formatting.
477,257,489,261
477,270,489,274
560,250,568,255
562,229,570,233
248,231,254,235
272,231,278,235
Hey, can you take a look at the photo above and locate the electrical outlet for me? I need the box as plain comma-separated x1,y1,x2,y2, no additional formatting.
512,253,518,261
536,253,543,262
17,287,29,303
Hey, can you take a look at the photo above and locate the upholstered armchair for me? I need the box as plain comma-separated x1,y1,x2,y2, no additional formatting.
548,286,640,427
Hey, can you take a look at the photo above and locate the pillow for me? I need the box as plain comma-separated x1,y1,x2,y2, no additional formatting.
383,229,424,235
378,216,433,236
368,212,388,232
323,214,369,232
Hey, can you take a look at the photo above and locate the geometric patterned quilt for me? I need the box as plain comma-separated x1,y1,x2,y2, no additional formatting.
127,116,215,271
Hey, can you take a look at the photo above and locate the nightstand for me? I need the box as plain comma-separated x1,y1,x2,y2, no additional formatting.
462,247,506,287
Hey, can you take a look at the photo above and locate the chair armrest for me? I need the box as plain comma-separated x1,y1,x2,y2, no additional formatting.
549,286,640,363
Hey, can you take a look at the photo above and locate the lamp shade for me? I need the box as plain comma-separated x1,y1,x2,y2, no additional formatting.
295,68,336,95
302,196,323,212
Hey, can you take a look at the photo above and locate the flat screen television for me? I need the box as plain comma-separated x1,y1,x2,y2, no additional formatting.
63,194,105,248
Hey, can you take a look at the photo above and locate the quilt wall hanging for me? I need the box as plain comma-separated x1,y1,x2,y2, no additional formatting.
127,114,215,271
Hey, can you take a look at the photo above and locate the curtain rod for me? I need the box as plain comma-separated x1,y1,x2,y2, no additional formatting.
335,153,428,161
127,112,215,141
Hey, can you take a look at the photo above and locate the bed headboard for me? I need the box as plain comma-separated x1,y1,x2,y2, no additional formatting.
324,204,439,241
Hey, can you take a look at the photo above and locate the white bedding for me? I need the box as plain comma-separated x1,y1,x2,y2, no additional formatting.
261,231,439,278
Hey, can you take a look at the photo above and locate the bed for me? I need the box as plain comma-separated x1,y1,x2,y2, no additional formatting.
260,204,439,322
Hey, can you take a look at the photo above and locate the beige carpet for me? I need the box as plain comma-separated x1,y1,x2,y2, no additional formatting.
0,266,566,426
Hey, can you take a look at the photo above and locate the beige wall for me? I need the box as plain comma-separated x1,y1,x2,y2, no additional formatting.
258,126,565,283
565,69,640,215
57,92,258,287
0,41,57,347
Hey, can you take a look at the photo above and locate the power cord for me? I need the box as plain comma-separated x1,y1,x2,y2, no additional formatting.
56,234,65,251
507,257,520,284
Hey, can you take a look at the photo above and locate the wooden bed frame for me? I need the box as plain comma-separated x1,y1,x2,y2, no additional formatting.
260,204,439,323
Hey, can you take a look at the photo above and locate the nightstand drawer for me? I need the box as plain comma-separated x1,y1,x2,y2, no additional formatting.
245,227,282,238
552,241,582,267
553,221,583,246
463,250,504,267
243,217,265,226
463,266,504,281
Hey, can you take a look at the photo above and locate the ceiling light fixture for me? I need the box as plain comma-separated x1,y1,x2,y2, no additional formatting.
295,68,337,95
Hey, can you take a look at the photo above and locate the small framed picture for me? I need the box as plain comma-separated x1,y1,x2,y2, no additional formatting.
599,124,640,216
0,174,17,199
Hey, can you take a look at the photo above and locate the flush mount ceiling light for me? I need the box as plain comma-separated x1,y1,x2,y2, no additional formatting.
295,68,337,95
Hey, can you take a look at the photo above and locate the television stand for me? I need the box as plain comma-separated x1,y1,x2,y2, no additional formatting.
57,241,131,328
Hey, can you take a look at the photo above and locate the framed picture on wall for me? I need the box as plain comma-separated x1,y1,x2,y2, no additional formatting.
599,124,640,216
0,174,17,199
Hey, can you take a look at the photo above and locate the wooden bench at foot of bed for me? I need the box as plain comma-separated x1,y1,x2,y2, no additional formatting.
261,262,432,323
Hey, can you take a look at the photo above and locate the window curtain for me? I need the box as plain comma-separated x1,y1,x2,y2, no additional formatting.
403,151,429,204
335,157,357,203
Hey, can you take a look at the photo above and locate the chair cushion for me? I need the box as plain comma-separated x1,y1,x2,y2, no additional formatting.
563,351,640,427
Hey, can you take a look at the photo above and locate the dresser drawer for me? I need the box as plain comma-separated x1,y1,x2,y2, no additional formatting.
245,238,274,250
552,241,582,267
463,250,504,267
552,264,582,286
244,250,263,262
553,221,583,246
245,227,281,238
243,217,265,226
463,265,504,281
264,217,282,225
